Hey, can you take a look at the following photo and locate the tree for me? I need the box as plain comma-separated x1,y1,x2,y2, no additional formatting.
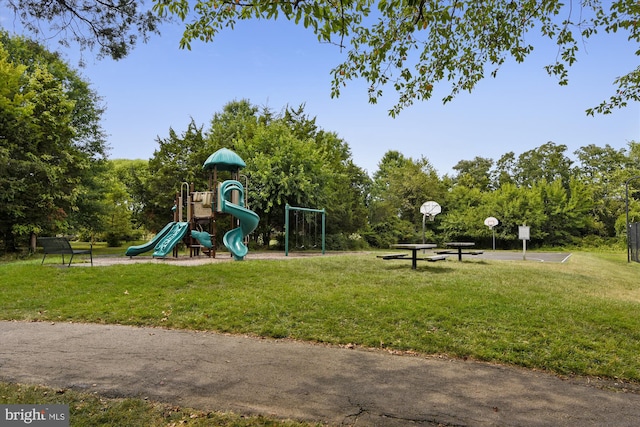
143,101,260,235
206,99,260,154
0,44,31,252
367,152,445,246
111,159,151,233
617,141,640,239
439,185,488,243
368,150,411,226
493,151,516,188
0,31,108,159
452,156,494,191
2,0,163,60
326,158,371,236
146,119,207,231
235,103,371,248
0,31,109,250
235,119,331,245
387,156,443,225
143,100,370,248
297,125,371,239
370,151,411,198
536,178,595,246
0,39,100,252
574,144,629,237
294,105,371,236
513,142,573,188
6,1,637,115
95,161,138,246
151,0,639,116
487,183,547,247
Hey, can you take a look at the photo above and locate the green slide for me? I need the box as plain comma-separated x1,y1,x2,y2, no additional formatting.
191,230,213,249
125,222,176,257
152,222,190,258
219,180,260,260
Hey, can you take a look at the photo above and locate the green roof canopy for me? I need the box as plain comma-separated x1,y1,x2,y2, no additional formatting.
202,148,246,172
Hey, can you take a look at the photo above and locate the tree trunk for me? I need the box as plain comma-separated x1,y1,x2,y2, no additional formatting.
30,232,37,254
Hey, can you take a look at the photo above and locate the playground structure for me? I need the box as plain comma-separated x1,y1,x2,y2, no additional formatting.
284,204,326,256
126,148,259,261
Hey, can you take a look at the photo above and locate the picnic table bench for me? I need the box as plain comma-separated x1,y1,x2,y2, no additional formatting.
377,252,448,264
435,242,484,261
378,244,446,269
377,253,409,260
37,237,93,266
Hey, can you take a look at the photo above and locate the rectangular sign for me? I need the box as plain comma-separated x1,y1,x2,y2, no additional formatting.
0,405,69,427
519,225,530,240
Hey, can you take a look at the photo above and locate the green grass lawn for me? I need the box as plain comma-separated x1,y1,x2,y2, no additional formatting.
2,250,639,381
0,383,319,427
2,250,639,425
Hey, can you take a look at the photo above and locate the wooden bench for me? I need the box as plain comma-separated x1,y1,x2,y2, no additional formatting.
37,237,93,266
426,255,448,262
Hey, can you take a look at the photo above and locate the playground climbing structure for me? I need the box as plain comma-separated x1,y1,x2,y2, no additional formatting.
126,148,259,260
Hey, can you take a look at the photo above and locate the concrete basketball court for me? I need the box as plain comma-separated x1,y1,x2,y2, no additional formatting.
472,251,572,263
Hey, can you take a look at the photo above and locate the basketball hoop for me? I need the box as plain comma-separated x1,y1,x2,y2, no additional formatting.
484,216,499,229
420,201,442,218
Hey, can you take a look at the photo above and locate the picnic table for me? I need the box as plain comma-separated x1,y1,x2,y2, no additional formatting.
389,243,438,269
437,242,483,261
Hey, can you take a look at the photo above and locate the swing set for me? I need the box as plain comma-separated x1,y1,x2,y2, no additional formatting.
284,204,326,256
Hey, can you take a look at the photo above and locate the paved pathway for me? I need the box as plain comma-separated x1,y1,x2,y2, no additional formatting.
1,321,639,426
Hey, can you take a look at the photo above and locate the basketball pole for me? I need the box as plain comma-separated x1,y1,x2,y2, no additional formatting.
492,227,496,251
420,201,441,254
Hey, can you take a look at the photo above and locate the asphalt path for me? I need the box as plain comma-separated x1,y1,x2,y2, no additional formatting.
1,321,639,426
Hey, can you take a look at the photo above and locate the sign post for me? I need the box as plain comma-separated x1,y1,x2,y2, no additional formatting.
518,224,530,260
484,217,499,250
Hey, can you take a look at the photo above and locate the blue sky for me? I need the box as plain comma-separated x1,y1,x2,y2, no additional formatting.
2,10,639,176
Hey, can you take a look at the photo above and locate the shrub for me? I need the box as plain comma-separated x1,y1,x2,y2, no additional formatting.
105,232,121,247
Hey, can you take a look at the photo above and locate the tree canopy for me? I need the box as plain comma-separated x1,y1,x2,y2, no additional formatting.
143,100,371,248
3,0,638,116
0,32,107,252
2,0,163,60
0,28,636,253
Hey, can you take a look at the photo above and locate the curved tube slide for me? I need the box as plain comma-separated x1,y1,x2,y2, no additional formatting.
219,180,259,260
